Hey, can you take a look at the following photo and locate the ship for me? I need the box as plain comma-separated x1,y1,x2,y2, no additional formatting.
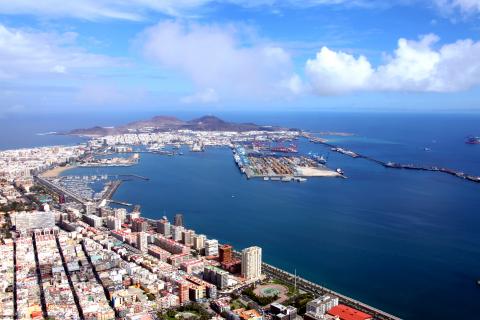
308,152,327,164
466,136,480,145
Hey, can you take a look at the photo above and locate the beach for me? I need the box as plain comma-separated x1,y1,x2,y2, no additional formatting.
40,165,77,177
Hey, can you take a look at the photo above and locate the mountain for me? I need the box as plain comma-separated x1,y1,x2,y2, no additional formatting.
65,115,287,137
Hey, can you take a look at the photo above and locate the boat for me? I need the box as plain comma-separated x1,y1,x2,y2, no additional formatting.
263,177,269,181
308,152,327,164
466,136,480,145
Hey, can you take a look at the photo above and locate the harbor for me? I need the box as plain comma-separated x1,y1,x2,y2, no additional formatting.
232,145,343,181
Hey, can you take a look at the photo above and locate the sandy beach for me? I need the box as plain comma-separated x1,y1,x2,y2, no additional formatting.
40,165,77,178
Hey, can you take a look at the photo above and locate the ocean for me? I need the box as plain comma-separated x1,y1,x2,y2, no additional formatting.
1,111,479,319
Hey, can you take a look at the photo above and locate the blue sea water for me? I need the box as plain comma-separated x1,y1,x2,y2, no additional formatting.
1,112,479,319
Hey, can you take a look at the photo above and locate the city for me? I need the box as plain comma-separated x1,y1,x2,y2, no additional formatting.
0,137,399,320
1,0,480,319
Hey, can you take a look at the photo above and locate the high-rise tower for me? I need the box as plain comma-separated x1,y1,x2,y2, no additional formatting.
174,213,184,227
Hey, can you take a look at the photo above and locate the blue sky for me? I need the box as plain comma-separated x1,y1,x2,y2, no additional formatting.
0,0,480,115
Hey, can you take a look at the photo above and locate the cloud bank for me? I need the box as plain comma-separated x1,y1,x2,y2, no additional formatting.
141,21,300,102
305,34,480,95
0,24,117,79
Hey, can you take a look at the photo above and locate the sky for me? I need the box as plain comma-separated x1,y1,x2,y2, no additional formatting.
0,0,480,115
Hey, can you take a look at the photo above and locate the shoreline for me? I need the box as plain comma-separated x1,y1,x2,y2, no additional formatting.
40,164,77,178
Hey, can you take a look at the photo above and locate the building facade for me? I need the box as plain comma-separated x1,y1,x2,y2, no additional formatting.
241,246,262,280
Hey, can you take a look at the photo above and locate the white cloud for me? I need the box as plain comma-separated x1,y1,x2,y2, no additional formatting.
141,21,299,101
434,0,480,15
305,34,480,95
0,24,117,79
306,47,373,94
180,88,220,104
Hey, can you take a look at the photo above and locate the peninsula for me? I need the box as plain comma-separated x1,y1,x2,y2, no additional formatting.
66,115,292,137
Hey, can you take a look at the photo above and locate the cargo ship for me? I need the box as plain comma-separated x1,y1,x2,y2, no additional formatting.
466,136,480,145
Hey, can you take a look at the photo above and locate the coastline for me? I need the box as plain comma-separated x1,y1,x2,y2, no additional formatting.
40,164,77,178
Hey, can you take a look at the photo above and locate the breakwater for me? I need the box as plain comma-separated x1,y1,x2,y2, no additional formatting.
309,136,480,184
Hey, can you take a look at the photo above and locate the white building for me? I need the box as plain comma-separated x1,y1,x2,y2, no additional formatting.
84,214,103,228
182,229,195,246
157,217,171,237
192,234,206,251
204,239,219,256
114,208,127,223
171,225,184,241
305,295,339,318
241,246,262,280
106,216,121,231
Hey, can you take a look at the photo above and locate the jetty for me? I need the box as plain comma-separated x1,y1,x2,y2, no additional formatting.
118,174,150,181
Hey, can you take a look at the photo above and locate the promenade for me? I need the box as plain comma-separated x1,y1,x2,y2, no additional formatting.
234,251,400,320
